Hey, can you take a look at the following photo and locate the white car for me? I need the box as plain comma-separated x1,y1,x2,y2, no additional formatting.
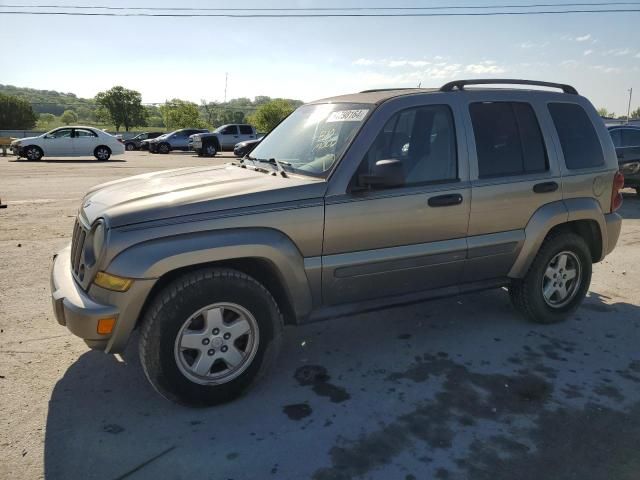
10,126,125,161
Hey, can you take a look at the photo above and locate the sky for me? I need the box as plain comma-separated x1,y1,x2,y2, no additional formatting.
1,1,639,114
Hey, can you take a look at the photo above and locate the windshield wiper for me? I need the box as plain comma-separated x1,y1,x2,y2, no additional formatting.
249,157,289,177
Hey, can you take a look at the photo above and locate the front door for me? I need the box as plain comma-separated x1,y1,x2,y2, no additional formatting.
219,125,240,148
322,101,470,306
43,128,73,156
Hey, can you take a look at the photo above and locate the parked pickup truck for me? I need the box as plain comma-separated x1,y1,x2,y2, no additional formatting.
191,124,258,157
50,79,623,407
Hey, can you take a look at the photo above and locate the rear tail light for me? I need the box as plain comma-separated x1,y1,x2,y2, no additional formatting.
611,171,625,212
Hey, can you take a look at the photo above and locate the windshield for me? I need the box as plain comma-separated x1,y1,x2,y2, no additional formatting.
247,103,371,177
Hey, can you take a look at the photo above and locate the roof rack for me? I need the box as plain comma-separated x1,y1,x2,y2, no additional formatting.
359,88,418,93
440,79,578,95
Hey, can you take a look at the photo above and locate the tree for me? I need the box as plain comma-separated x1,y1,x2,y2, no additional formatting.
95,86,146,132
60,109,78,125
0,92,38,129
630,107,640,119
38,113,56,127
597,107,614,118
248,99,294,133
159,99,206,129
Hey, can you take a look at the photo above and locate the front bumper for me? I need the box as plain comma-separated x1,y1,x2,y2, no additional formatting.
603,212,622,257
50,245,118,350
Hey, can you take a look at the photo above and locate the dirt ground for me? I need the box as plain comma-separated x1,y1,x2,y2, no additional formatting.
1,150,639,480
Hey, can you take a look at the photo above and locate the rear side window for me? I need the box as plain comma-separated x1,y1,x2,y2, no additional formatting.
548,103,604,169
609,129,622,148
239,125,253,135
221,125,238,135
470,102,548,178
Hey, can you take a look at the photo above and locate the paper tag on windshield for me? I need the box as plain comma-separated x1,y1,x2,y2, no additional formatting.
326,109,369,123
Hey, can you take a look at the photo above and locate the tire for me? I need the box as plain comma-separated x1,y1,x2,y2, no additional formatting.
125,142,136,151
157,143,170,154
24,145,43,161
204,143,217,157
94,146,111,161
635,187,640,198
509,231,592,324
139,268,283,407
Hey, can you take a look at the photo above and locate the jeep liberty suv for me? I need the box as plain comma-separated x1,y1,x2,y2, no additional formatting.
50,79,623,406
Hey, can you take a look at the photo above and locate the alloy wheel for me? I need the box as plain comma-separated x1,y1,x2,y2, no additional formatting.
541,251,582,308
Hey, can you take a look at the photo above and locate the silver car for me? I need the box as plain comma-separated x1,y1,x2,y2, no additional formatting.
50,79,623,406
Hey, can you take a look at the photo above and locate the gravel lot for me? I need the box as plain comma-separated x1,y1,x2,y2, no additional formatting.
1,151,639,480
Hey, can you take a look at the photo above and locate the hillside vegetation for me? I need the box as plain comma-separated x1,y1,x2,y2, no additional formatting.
0,84,303,131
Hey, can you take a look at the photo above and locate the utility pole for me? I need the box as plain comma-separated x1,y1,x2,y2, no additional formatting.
224,73,228,104
626,88,633,124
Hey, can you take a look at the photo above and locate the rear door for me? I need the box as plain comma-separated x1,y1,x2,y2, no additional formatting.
322,96,470,306
239,124,256,143
72,128,99,156
218,125,240,148
462,93,561,282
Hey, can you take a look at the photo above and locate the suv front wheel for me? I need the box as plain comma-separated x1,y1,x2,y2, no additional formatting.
139,268,283,407
509,231,592,324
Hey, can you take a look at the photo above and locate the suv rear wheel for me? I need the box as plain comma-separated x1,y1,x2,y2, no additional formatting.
509,231,592,324
139,268,283,407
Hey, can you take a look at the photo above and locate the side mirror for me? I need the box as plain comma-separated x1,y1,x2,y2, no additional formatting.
358,159,405,189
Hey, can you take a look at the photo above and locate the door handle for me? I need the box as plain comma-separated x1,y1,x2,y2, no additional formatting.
533,181,559,193
428,193,463,207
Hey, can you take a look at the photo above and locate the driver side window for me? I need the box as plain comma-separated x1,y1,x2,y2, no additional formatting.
358,104,458,189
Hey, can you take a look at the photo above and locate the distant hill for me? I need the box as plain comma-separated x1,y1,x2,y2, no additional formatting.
0,84,96,116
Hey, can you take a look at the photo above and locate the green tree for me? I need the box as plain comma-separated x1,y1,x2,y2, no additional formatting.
248,99,294,133
597,107,614,118
159,99,206,129
630,107,640,119
60,109,78,125
95,86,146,132
37,113,56,128
0,92,38,129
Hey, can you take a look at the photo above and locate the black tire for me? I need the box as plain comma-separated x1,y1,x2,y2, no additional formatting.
157,143,171,154
509,231,592,324
125,142,136,151
204,143,217,157
139,268,283,407
635,187,640,198
24,145,43,161
94,146,111,161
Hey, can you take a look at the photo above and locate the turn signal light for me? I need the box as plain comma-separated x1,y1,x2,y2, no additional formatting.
94,271,133,292
97,317,116,335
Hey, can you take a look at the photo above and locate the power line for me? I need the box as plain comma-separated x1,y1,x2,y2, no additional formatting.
3,2,640,10
1,8,640,17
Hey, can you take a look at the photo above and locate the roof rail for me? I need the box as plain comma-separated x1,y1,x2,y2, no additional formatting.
359,88,418,93
440,79,578,95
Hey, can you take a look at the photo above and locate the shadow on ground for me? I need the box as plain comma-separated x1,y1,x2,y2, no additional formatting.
44,290,640,480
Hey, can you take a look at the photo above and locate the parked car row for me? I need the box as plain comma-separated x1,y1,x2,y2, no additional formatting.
191,124,259,157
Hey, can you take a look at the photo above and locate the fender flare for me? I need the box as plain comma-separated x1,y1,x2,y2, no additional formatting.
508,198,606,278
107,227,314,319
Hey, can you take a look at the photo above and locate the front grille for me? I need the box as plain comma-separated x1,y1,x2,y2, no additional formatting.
70,218,87,277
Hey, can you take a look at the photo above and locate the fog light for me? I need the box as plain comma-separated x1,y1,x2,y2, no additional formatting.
97,317,116,335
94,271,133,292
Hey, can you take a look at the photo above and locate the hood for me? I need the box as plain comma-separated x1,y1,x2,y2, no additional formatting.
81,164,325,227
12,135,40,144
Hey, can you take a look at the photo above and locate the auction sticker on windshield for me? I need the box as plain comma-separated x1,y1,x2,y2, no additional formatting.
326,109,369,122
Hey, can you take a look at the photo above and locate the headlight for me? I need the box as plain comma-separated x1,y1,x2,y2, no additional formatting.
84,220,106,267
620,162,640,175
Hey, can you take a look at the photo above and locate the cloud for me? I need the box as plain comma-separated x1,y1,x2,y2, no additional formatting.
575,34,592,42
519,41,549,49
592,65,622,74
583,49,593,56
560,59,580,68
353,58,376,66
635,52,640,58
465,61,507,74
